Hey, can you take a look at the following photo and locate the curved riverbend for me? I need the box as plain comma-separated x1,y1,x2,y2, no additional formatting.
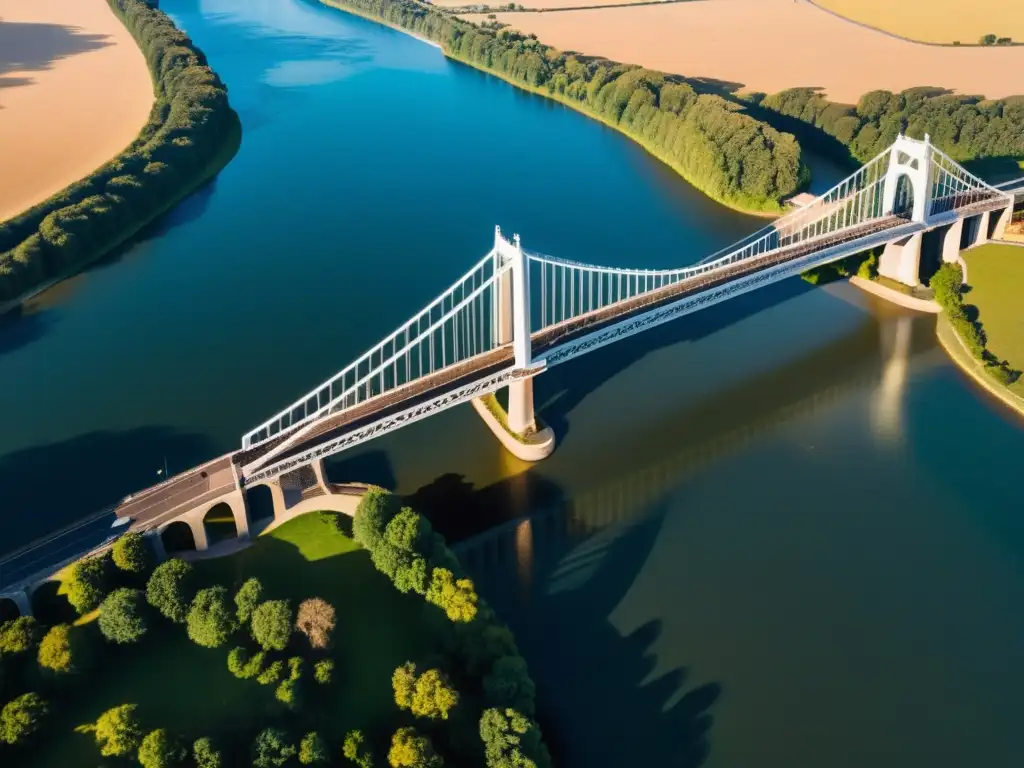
1,1,1023,765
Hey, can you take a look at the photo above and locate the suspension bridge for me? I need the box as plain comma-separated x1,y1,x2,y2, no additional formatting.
235,134,1013,484
0,135,1017,606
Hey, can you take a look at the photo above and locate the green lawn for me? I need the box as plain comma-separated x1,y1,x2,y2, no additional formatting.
964,243,1024,395
24,513,436,767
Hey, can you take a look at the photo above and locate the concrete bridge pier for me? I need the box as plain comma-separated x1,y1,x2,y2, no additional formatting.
941,218,964,265
507,378,537,434
992,204,1013,240
878,232,924,287
147,530,168,563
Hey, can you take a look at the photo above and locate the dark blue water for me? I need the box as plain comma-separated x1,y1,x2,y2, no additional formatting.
1,0,1023,765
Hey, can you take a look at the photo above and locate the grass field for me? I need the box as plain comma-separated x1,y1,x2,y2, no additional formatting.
24,513,435,768
814,0,1024,45
964,243,1024,396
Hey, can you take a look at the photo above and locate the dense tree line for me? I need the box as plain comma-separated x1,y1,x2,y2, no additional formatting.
0,0,240,302
328,0,803,211
755,87,1024,164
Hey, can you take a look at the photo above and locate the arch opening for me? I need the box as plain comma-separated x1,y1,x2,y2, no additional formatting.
893,173,916,218
245,484,275,525
0,596,20,622
203,502,238,545
162,521,197,553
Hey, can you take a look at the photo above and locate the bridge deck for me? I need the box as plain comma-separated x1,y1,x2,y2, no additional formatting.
114,455,235,527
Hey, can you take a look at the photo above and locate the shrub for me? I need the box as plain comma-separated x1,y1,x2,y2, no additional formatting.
187,587,236,648
0,616,41,656
93,703,143,757
193,737,223,768
296,597,336,649
425,568,478,623
112,532,152,575
227,646,266,679
146,559,195,624
65,553,110,614
0,692,49,745
313,658,334,685
257,660,285,686
479,708,551,768
288,656,304,681
251,600,293,651
138,728,186,768
234,578,263,625
352,487,402,550
299,731,329,765
387,727,440,768
275,679,303,711
343,730,374,768
392,662,417,710
99,588,148,644
252,727,296,768
38,623,84,674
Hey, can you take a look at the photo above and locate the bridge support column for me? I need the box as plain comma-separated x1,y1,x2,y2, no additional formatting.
941,218,964,265
992,204,1013,241
147,530,168,563
310,459,331,496
878,232,923,287
188,518,209,552
507,378,536,434
973,211,991,247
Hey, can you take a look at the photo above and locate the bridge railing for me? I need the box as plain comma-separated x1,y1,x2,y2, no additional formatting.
525,148,894,334
242,250,507,449
929,146,1013,217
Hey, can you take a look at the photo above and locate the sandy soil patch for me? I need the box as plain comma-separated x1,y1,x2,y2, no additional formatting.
0,0,154,223
813,0,1024,45
472,0,1024,103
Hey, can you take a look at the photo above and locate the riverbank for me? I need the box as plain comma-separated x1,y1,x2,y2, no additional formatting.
318,0,799,216
0,0,154,223
936,315,1024,420
0,0,241,310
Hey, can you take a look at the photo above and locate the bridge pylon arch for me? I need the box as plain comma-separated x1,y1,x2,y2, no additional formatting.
882,133,934,224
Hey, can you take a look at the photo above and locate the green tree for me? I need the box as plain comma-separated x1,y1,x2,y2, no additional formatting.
425,568,478,623
251,600,293,651
479,708,551,768
288,656,304,681
275,678,303,711
387,728,441,768
313,658,334,685
193,737,223,768
352,487,402,551
392,662,417,710
411,669,459,720
257,660,285,686
93,703,143,757
980,33,997,45
483,655,536,715
99,588,148,644
138,728,186,768
234,577,263,625
37,623,84,674
299,731,329,765
343,730,374,768
0,616,41,656
146,559,195,624
65,553,110,614
0,692,49,745
187,587,236,648
112,532,152,575
295,597,336,649
252,727,297,768
227,646,266,679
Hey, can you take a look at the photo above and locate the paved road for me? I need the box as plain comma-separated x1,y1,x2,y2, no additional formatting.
115,455,236,530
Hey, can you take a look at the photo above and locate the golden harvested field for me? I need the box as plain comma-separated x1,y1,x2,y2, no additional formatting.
0,0,153,223
432,0,648,8
471,0,1024,103
814,0,1024,45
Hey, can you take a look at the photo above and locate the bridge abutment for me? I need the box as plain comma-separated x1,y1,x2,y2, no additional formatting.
878,232,923,287
0,589,32,618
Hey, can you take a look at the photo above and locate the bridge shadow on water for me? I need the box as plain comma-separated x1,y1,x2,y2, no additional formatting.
535,276,816,445
0,427,219,551
461,498,721,767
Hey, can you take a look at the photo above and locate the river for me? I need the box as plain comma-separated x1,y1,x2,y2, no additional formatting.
1,0,1023,764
